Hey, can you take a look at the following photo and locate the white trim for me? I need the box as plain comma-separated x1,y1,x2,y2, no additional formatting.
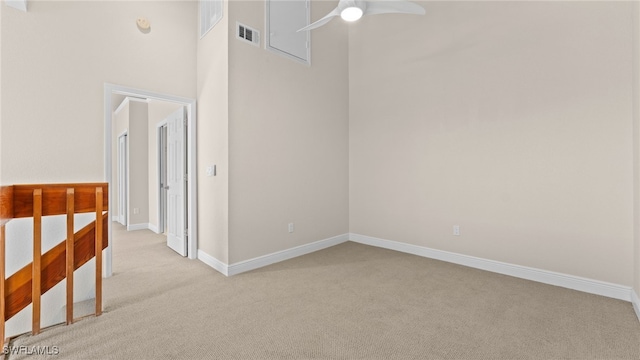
632,290,640,322
197,250,228,276
111,216,118,222
115,222,159,233
126,223,149,231
148,223,159,234
114,98,127,115
116,131,128,228
114,96,148,115
349,233,633,302
198,234,350,276
104,83,198,279
227,233,349,276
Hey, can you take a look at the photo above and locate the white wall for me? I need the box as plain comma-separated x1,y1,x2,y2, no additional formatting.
226,0,349,263
128,101,149,227
1,0,197,184
112,100,130,221
197,0,230,263
349,1,634,286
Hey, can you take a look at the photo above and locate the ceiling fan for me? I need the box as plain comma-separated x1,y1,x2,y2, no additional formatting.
298,0,425,32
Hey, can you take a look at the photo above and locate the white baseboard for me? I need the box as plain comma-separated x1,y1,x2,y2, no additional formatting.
124,223,159,233
632,290,640,322
349,233,633,302
197,250,228,276
127,223,149,231
111,216,119,222
228,233,349,276
198,233,350,277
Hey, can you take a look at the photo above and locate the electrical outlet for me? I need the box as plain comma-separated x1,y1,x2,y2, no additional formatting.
453,225,460,236
288,223,294,233
134,208,139,214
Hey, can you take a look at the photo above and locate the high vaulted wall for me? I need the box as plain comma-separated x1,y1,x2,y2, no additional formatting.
197,0,349,265
1,1,197,184
225,0,349,264
349,1,635,287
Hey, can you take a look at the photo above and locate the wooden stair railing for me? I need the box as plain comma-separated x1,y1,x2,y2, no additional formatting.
0,183,108,349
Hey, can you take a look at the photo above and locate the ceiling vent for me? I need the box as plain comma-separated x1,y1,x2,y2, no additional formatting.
236,22,260,47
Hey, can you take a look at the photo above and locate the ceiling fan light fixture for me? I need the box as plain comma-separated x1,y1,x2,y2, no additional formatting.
297,0,424,32
340,6,363,22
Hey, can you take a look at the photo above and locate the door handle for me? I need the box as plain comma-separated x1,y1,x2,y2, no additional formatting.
164,186,170,190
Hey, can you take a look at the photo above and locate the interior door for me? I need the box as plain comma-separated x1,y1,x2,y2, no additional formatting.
117,134,127,226
166,107,187,256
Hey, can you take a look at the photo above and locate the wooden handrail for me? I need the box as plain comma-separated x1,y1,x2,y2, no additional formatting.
0,183,108,349
11,183,108,218
0,186,13,226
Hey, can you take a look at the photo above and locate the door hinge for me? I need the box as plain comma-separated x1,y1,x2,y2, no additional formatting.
184,174,188,181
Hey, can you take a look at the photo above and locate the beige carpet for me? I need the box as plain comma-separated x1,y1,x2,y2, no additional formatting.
6,223,640,359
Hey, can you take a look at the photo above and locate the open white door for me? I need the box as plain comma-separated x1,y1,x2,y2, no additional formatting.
166,107,187,256
117,134,127,226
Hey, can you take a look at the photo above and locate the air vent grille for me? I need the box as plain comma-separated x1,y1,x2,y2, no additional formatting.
237,22,260,46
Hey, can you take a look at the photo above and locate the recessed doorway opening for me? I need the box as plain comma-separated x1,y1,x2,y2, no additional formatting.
103,84,198,277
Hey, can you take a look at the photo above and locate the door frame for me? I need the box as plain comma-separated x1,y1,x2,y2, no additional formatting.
103,83,198,277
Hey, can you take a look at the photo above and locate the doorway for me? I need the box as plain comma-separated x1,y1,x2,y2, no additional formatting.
103,83,198,277
117,132,128,226
158,123,168,234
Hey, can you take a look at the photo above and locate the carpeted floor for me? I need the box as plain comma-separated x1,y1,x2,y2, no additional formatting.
6,223,640,359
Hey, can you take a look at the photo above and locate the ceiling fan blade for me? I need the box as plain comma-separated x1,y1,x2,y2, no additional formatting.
297,7,341,32
363,0,425,16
